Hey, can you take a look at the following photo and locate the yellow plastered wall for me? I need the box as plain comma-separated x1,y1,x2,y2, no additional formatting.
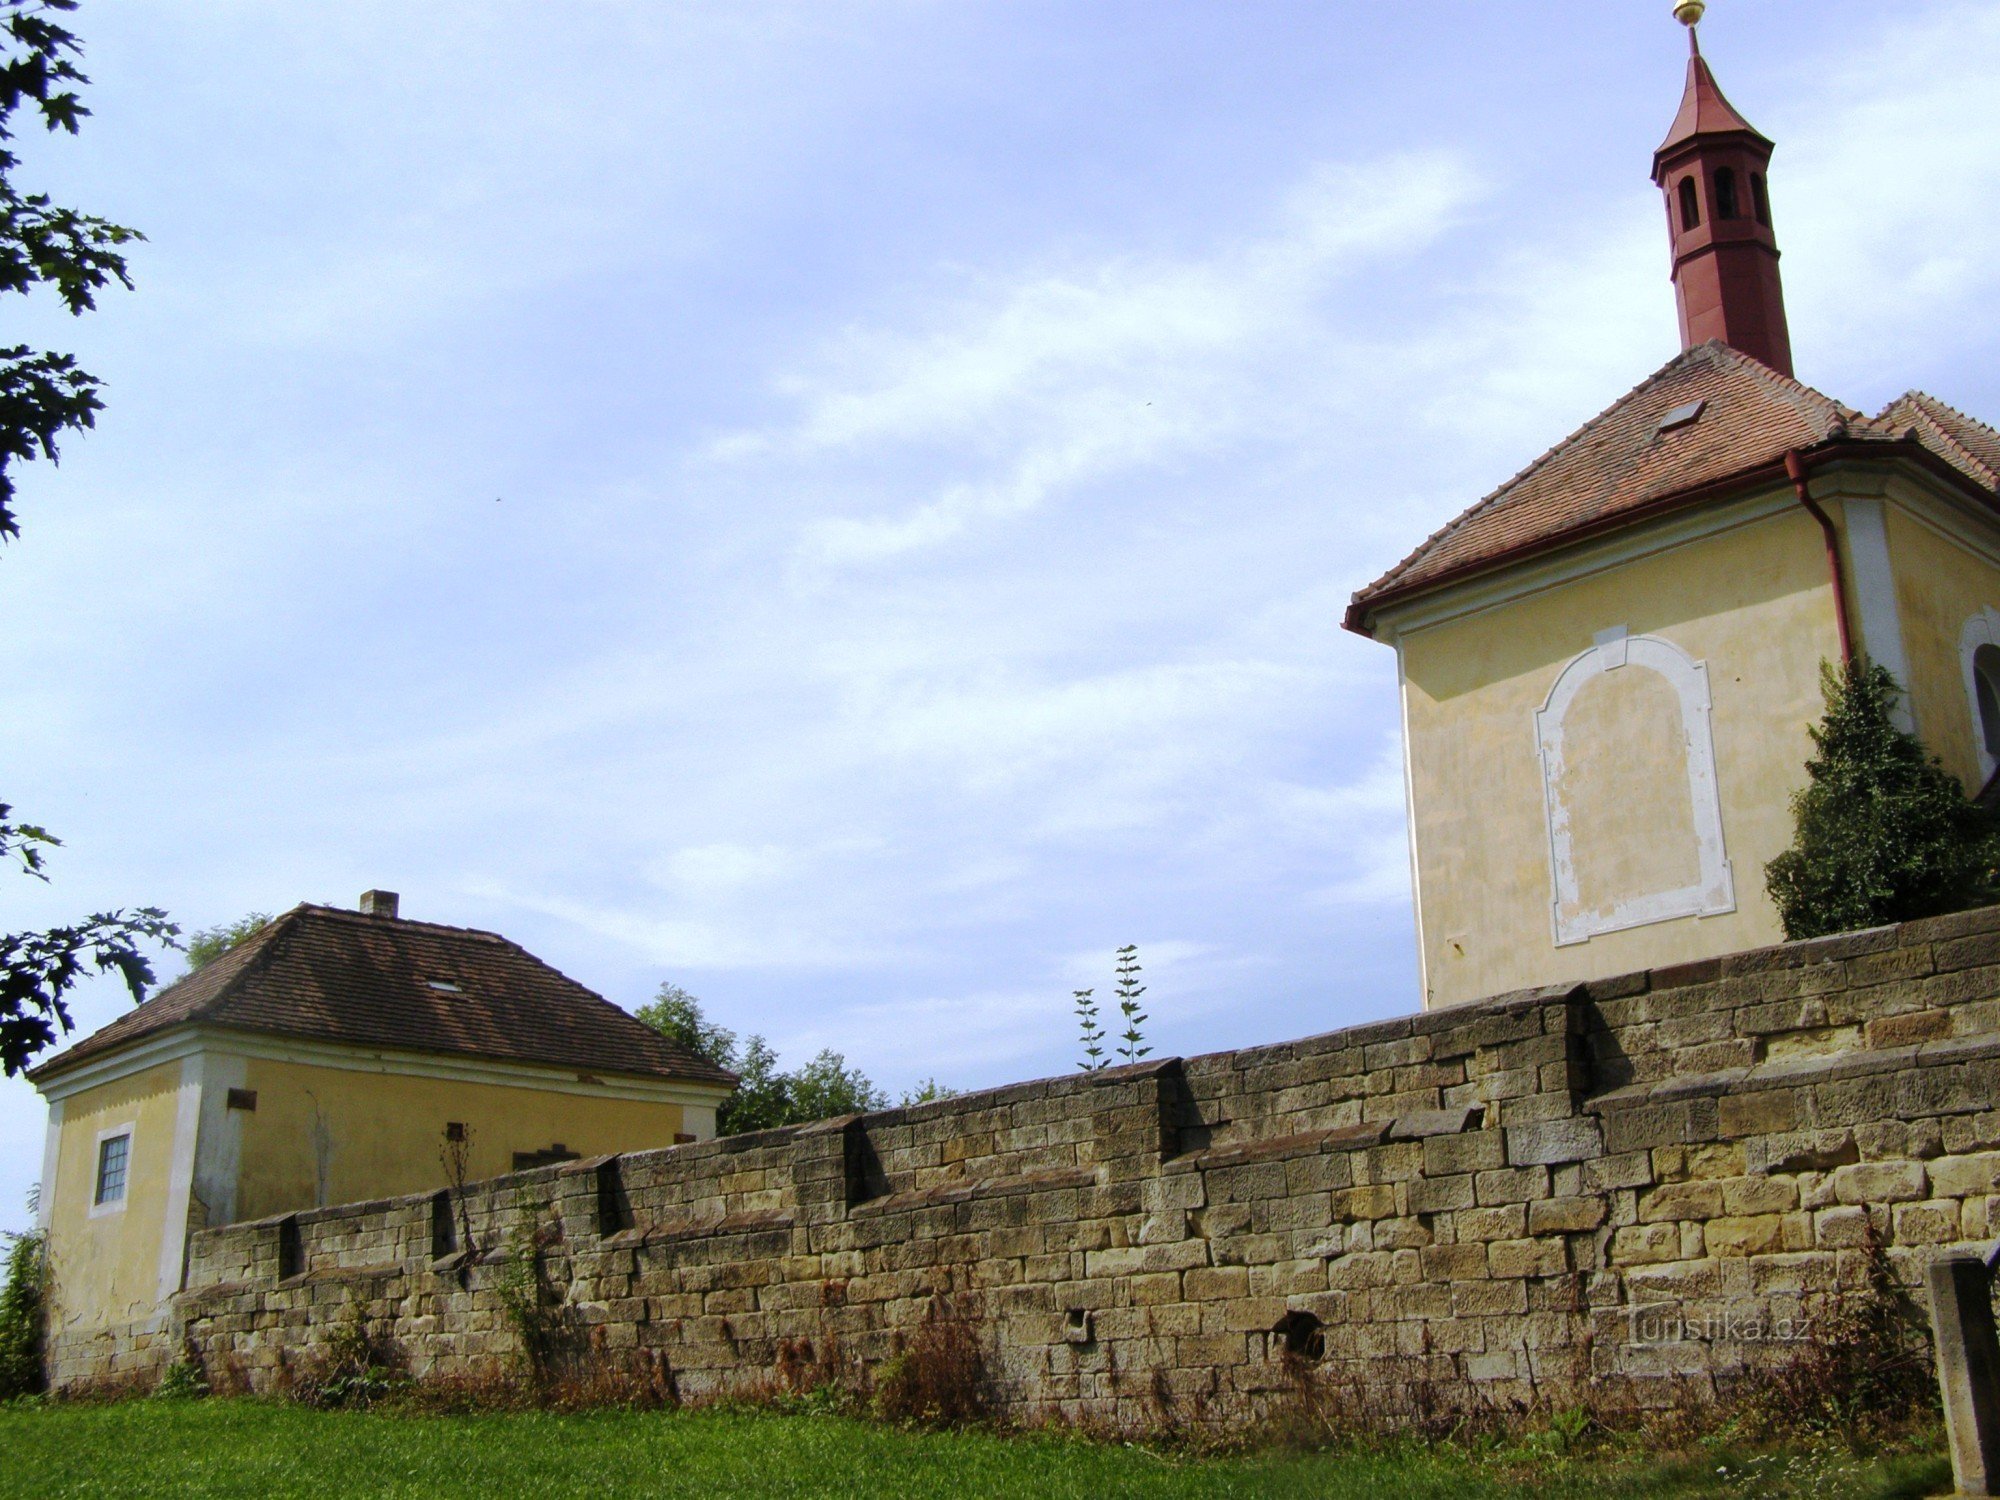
231,1057,689,1220
1399,502,1839,1008
1883,500,2000,792
45,1061,185,1334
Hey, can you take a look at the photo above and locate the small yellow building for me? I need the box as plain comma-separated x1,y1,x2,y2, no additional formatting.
1345,23,2000,1008
27,891,734,1373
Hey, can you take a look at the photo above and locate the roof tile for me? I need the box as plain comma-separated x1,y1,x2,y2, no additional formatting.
1348,343,1999,629
29,904,736,1087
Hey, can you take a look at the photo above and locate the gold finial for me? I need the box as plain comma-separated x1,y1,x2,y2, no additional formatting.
1673,0,1707,25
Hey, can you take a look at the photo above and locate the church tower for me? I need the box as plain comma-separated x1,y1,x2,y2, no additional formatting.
1652,2,1793,375
1346,4,2000,1009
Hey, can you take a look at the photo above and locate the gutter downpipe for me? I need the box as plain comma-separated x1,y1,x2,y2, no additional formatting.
1785,447,1853,665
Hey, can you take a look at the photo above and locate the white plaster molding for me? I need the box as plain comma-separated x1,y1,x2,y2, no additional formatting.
157,1055,205,1301
87,1121,135,1220
1843,496,1915,732
34,1026,732,1109
1959,607,2000,784
1371,485,1798,642
36,1098,63,1232
1395,638,1432,1007
190,1052,248,1234
1535,634,1736,947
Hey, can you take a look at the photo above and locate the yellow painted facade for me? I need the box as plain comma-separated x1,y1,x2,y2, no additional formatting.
43,1060,188,1336
1883,492,2000,791
37,1034,725,1355
1387,466,2000,1011
228,1054,690,1221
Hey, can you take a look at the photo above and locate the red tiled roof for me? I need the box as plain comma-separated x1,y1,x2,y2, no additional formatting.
1346,342,2000,634
28,904,737,1088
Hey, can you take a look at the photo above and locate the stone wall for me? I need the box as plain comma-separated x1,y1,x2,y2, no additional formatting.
53,904,2000,1424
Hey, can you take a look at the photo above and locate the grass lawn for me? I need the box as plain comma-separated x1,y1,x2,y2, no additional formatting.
0,1400,1954,1499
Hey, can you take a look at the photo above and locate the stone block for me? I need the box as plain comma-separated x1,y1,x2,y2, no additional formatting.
1456,1205,1528,1242
1832,1160,1927,1205
1330,1185,1397,1222
1932,1154,2000,1200
1718,1090,1798,1139
1720,1176,1797,1216
1421,1243,1490,1281
1609,1224,1681,1265
1529,1197,1607,1234
1702,1215,1786,1258
1581,1151,1655,1193
1487,1238,1568,1278
1453,1279,1528,1317
1505,1118,1603,1166
1638,1180,1723,1222
1405,1174,1476,1215
1422,1131,1508,1177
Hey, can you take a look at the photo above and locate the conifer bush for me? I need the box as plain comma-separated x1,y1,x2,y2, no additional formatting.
1765,659,1999,940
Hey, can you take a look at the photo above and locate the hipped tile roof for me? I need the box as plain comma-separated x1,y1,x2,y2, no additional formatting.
28,904,737,1087
1346,342,2000,633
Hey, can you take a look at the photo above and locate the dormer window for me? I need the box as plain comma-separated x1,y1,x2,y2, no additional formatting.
1714,167,1741,220
426,979,463,993
1678,176,1701,230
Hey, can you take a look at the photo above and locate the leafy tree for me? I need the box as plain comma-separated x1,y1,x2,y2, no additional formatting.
634,983,905,1136
1,1,167,1077
182,912,272,974
1,0,142,538
634,981,736,1071
0,1213,45,1398
718,1033,790,1135
786,1048,886,1122
1766,659,1999,940
898,1078,956,1107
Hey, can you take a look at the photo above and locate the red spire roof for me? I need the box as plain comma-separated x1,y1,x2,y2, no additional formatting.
1654,49,1770,174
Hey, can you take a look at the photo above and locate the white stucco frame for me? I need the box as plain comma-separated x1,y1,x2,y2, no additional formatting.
1959,607,2000,785
87,1121,135,1219
1535,629,1735,947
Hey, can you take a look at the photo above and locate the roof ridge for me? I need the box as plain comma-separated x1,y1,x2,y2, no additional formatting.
1703,341,1855,430
1888,391,2000,488
292,903,512,944
1365,345,1726,597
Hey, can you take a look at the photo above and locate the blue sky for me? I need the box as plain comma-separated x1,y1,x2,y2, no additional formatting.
4,1,1999,1232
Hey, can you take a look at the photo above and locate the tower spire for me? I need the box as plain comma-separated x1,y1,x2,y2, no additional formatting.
1652,3,1794,375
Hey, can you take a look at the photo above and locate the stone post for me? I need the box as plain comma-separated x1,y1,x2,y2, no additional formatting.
1929,1251,2000,1497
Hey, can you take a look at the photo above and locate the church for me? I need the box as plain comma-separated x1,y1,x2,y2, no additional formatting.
1346,2,2000,1010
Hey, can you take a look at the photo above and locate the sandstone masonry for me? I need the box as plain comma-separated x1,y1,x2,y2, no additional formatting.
53,904,2000,1424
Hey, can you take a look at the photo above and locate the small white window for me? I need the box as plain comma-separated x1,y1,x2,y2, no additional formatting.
94,1132,130,1206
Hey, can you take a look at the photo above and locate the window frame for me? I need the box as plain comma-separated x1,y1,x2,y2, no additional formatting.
1959,608,2000,785
1678,176,1701,231
88,1123,135,1218
1714,167,1741,220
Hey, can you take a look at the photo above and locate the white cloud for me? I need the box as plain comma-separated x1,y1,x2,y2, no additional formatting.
706,153,1486,565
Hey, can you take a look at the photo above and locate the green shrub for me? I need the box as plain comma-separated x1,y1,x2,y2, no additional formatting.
152,1360,208,1401
1766,659,1999,940
0,1227,46,1400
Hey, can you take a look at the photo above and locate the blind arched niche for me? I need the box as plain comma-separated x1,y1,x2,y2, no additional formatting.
1535,629,1735,946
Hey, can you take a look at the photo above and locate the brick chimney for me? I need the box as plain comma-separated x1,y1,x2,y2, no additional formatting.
358,889,400,919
